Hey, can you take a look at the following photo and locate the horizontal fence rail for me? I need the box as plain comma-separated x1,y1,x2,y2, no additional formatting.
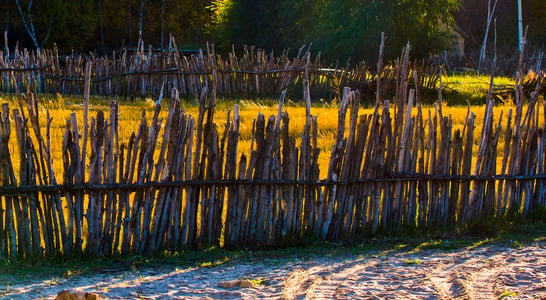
0,44,544,259
2,173,546,195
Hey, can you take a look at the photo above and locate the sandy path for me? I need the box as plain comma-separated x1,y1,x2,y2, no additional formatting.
1,240,545,299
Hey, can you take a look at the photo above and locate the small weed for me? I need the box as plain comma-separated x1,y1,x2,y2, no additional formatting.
131,262,138,274
199,261,214,268
44,277,62,285
471,238,493,249
247,277,265,286
511,240,522,249
498,289,517,298
144,97,156,107
62,269,81,279
403,259,421,265
417,240,460,250
198,256,230,268
394,243,409,250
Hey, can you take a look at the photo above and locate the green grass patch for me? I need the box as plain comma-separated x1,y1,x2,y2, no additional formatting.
402,259,421,265
440,73,516,105
498,289,518,299
245,277,266,286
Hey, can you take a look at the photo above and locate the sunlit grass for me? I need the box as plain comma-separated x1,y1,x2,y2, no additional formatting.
0,79,542,183
440,73,516,105
442,74,515,87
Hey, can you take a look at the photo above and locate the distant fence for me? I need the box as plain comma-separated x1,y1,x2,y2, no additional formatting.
0,47,544,259
0,38,442,102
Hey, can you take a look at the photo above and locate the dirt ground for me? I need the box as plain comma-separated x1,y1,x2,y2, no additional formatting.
1,239,545,299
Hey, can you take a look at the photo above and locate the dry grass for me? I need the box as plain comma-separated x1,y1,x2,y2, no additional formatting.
0,92,541,181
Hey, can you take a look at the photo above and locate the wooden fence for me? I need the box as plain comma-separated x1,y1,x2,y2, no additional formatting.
0,47,544,259
1,37,440,102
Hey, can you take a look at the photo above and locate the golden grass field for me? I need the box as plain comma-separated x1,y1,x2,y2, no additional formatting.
0,88,542,182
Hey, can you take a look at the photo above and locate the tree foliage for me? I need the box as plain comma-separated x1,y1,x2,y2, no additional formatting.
209,0,461,62
3,0,97,50
1,0,211,53
1,0,543,63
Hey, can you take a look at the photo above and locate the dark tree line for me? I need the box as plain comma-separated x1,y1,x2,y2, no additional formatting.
208,0,545,62
1,0,544,62
208,0,461,62
2,0,211,53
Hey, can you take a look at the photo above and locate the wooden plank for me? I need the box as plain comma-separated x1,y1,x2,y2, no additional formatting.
250,113,266,244
309,116,320,235
19,86,58,254
261,115,276,243
148,95,178,252
459,113,475,223
375,32,386,108
86,116,98,255
61,119,75,254
112,139,127,254
498,109,513,216
1,103,17,257
415,105,427,228
379,101,393,231
361,106,381,233
469,97,494,221
223,105,239,246
27,122,41,256
138,98,163,253
180,117,195,248
235,154,247,245
349,114,371,235
427,107,439,226
196,79,217,248
69,112,83,253
280,111,293,238
393,90,414,230
159,98,184,249
536,128,545,210
12,110,28,257
321,87,350,239
335,90,360,237
101,101,118,255
439,115,452,227
82,62,91,182
213,109,229,245
448,129,463,225
126,110,147,252
171,108,188,248
484,115,503,217
405,114,419,228
186,87,207,249
205,75,220,247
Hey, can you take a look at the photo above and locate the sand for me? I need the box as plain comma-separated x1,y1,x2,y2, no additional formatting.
1,240,544,299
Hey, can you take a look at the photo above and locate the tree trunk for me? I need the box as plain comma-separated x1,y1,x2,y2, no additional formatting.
14,0,39,49
98,0,105,53
128,0,133,48
138,0,145,41
160,0,165,49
